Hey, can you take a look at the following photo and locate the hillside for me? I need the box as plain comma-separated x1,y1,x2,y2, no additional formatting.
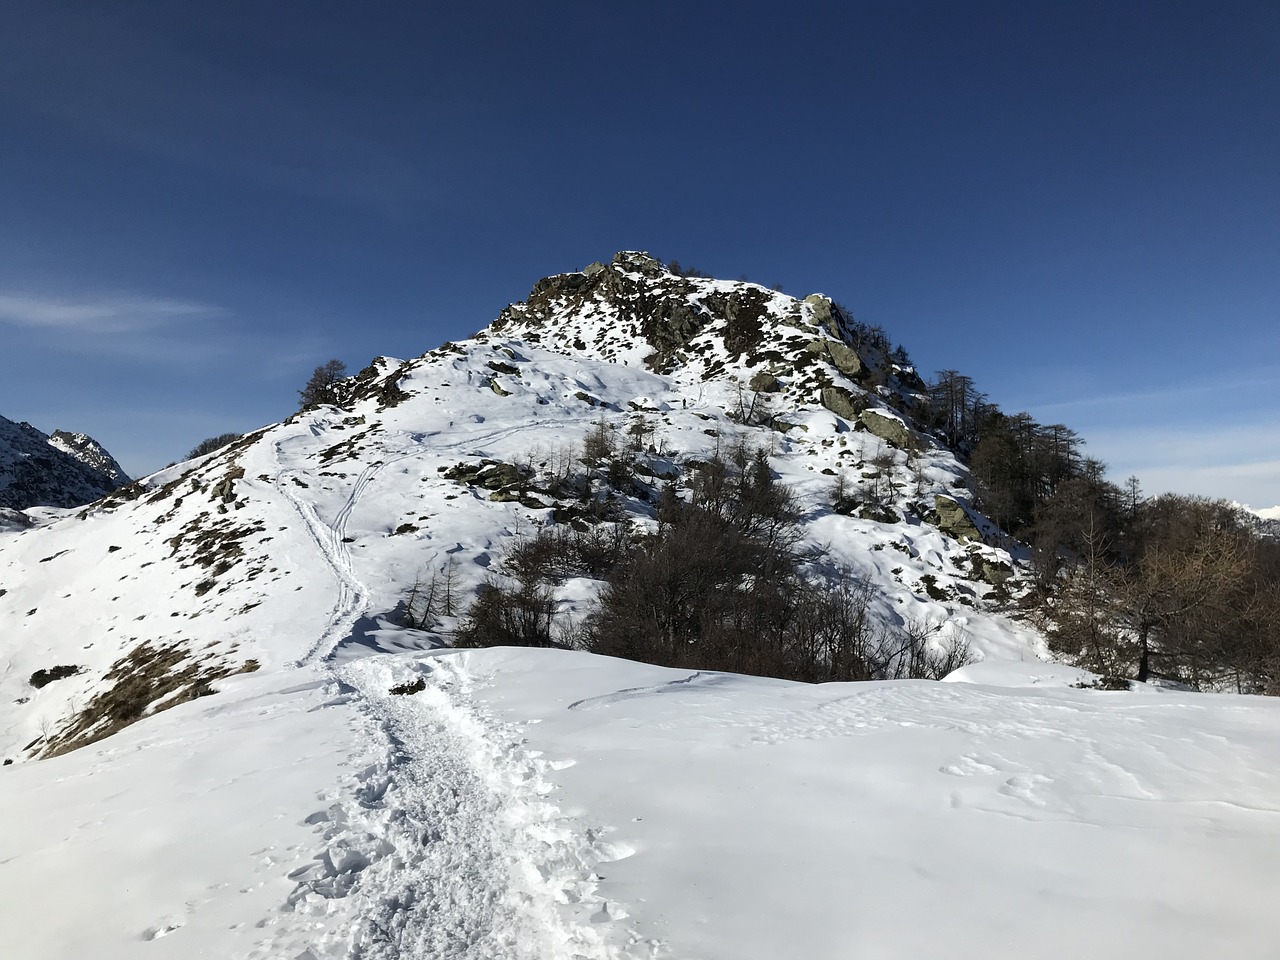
0,252,1033,759
1,252,1278,959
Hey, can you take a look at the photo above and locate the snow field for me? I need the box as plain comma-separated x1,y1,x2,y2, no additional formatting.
0,667,373,960
459,647,1280,960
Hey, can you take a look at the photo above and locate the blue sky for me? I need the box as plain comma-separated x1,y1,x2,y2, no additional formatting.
1,1,1277,508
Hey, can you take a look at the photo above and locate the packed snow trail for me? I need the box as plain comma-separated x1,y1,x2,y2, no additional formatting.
253,656,650,960
258,435,652,958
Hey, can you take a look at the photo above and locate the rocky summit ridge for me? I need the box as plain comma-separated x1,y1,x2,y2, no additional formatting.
0,252,1038,763
489,250,923,411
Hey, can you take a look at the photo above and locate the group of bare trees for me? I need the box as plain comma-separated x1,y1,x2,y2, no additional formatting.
916,365,1280,694
455,444,972,683
1049,494,1280,693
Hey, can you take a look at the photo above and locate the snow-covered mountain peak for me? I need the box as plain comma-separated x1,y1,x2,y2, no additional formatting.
0,415,130,511
1,251,1030,763
47,429,130,486
5,257,1280,960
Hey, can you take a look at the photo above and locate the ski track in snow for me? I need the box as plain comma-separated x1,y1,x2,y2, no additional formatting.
273,413,605,667
274,441,396,666
261,434,652,959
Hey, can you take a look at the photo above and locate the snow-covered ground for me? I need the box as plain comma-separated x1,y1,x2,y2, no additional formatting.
4,259,1279,957
4,648,1279,959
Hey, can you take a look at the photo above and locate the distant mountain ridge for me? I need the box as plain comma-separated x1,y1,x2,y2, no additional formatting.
0,415,130,510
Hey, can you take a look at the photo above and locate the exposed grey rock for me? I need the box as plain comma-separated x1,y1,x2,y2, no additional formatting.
749,371,782,393
489,254,923,447
210,478,232,502
935,494,982,542
488,488,547,508
820,386,864,420
444,460,529,492
48,431,130,486
610,250,666,276
804,294,836,335
0,506,33,529
972,554,1013,584
804,338,864,379
860,409,914,448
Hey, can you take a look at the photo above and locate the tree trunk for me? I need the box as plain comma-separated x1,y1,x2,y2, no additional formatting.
1136,625,1151,683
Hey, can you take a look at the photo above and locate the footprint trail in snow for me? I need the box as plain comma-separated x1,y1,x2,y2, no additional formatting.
252,656,652,960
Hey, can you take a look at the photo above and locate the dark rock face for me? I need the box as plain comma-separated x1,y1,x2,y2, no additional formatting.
0,415,130,510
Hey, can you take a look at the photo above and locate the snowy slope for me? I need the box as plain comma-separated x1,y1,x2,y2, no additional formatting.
3,649,1278,959
1,255,1034,761
2,253,1278,958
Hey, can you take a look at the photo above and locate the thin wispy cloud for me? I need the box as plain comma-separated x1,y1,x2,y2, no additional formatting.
0,292,221,334
1084,420,1280,509
1007,373,1280,422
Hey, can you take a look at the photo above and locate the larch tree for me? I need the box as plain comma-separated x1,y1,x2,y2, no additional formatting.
298,359,348,409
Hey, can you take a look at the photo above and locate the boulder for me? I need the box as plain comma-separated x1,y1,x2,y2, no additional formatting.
474,462,525,490
971,554,1013,584
489,488,547,508
820,386,863,420
0,507,32,530
803,294,836,335
610,250,665,277
445,460,529,491
749,371,782,393
804,338,864,378
860,409,914,448
935,495,982,542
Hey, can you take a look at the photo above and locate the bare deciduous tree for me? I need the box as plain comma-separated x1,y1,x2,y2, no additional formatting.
298,359,348,409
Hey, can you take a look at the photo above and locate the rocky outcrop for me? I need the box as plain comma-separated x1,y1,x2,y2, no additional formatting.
749,371,782,393
803,294,837,336
494,252,719,372
0,506,33,529
47,431,129,486
804,338,864,379
970,553,1013,584
443,460,529,491
860,410,915,448
820,386,865,420
489,254,924,439
935,495,982,542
